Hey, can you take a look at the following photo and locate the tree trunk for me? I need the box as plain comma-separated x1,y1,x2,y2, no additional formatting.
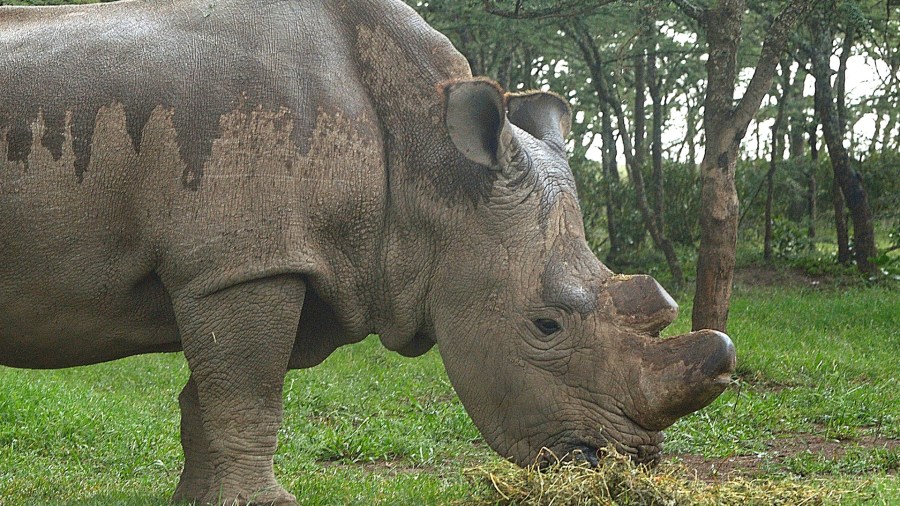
764,61,792,262
692,0,744,332
870,112,883,155
600,101,622,263
647,47,684,287
683,0,816,332
808,13,877,274
573,29,683,287
832,180,851,263
648,50,665,233
807,123,818,241
882,111,897,154
633,52,647,173
836,27,852,137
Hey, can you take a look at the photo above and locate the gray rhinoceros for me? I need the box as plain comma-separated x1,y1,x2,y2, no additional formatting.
0,0,735,504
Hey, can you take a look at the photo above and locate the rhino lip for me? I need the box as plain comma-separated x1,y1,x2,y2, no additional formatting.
570,445,601,466
566,442,660,467
566,414,662,466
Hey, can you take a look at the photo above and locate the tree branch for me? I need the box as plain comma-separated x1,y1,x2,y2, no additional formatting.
732,0,820,132
483,0,616,20
670,0,707,24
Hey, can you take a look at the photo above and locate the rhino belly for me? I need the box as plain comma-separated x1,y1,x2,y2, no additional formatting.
0,269,181,369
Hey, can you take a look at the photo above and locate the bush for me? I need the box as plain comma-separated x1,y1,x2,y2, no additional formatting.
857,151,900,221
660,163,701,246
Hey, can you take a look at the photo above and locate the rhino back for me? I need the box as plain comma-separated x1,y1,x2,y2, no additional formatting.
0,0,389,366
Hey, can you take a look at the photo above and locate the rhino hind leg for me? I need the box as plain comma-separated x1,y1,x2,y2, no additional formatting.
170,275,306,505
172,376,213,503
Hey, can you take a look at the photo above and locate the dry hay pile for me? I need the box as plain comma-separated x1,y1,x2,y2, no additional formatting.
464,449,858,505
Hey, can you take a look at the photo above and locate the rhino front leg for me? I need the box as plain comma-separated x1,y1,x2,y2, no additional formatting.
171,275,305,506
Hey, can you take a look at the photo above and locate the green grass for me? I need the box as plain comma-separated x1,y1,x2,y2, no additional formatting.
1,282,898,504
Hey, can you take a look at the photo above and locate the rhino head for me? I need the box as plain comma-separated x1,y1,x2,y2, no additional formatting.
418,79,735,466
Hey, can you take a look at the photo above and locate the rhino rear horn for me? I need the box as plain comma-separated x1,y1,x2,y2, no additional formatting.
442,79,514,169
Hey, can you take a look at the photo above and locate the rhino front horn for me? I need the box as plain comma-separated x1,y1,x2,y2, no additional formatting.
634,330,736,431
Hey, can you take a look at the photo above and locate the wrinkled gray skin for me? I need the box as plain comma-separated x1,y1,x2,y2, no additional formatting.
0,0,735,504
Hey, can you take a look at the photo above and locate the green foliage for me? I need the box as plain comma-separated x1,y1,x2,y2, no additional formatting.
857,151,900,221
772,217,815,258
660,163,701,246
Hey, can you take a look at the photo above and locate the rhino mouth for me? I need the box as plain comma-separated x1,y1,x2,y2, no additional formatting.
568,443,660,466
565,439,661,467
554,412,664,467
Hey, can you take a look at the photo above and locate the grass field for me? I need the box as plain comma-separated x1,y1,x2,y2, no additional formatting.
1,273,897,505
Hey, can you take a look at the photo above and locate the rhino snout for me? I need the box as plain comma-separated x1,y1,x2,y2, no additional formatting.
633,330,736,431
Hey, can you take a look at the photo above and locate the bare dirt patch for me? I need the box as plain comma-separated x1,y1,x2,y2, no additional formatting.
732,265,827,289
674,433,900,481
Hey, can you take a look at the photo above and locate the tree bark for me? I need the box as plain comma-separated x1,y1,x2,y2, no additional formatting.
680,0,817,332
808,12,877,274
648,50,666,234
633,52,647,173
882,104,897,154
571,23,684,287
832,180,851,263
647,46,685,287
600,101,623,263
870,111,883,155
764,62,793,262
806,123,818,241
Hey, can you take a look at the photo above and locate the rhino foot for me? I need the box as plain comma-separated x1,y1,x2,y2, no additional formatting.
171,484,297,506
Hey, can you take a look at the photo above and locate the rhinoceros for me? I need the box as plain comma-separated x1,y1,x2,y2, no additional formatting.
0,0,735,504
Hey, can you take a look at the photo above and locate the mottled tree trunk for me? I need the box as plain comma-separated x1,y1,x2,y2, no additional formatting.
679,0,816,332
691,0,744,332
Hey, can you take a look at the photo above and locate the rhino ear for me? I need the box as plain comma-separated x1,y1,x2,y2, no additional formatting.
442,79,510,168
506,91,572,148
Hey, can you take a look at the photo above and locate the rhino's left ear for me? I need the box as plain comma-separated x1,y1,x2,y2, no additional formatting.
442,79,512,168
506,91,572,148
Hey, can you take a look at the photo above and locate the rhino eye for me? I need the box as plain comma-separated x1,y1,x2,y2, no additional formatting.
532,318,561,336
